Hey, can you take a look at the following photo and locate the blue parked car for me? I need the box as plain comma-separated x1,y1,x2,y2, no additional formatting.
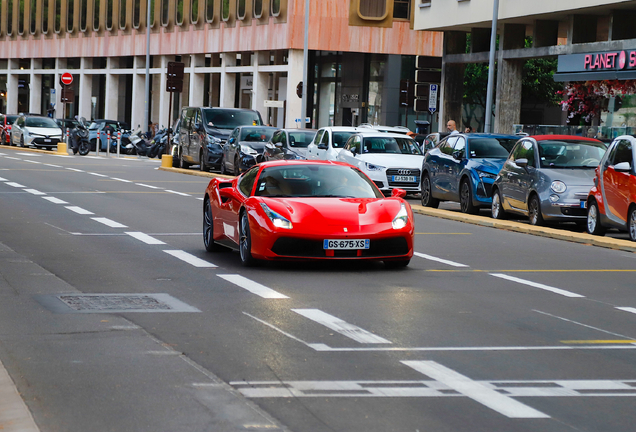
88,119,129,151
420,133,519,213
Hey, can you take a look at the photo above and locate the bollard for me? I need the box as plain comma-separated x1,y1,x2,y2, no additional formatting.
96,131,101,156
117,131,121,158
107,130,111,158
57,128,70,155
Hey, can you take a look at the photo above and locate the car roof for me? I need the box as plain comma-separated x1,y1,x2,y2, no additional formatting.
359,124,412,134
464,133,519,139
258,159,354,169
530,135,603,143
277,128,317,132
320,126,361,132
354,131,416,139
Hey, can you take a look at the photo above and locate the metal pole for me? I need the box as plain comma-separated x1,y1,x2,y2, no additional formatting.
300,0,309,129
117,130,121,158
107,130,111,158
484,0,499,133
96,131,100,156
145,0,151,136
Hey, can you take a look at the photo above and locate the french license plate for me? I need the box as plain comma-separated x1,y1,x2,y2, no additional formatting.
323,239,370,250
580,200,587,209
44,139,51,142
392,175,416,183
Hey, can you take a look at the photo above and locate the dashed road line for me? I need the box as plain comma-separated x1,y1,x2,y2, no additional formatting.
88,172,108,177
4,156,21,160
0,176,7,181
42,196,68,204
402,360,550,419
43,163,62,168
24,160,41,164
165,189,191,197
136,183,161,189
218,274,289,299
292,309,391,344
24,189,46,195
163,250,216,268
5,182,26,188
66,168,85,172
65,206,95,215
111,177,132,183
616,307,636,315
490,273,584,298
125,232,166,245
414,252,469,268
91,217,128,228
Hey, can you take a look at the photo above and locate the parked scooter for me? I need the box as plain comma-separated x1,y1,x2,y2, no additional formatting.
124,126,151,156
147,127,168,158
69,117,91,156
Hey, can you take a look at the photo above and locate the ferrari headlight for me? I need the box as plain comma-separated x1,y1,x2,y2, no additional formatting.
365,162,386,171
260,203,293,229
241,145,259,156
551,180,567,194
392,203,409,230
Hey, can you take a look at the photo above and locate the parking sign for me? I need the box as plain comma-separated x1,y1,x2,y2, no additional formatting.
428,84,438,115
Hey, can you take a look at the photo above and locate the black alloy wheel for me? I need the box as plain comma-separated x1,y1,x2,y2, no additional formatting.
586,200,606,236
203,199,220,252
528,194,544,226
199,150,209,172
220,154,228,175
421,174,439,208
628,206,636,242
460,180,478,214
491,189,507,220
239,212,257,267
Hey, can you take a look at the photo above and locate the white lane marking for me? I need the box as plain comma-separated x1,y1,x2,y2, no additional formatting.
111,177,132,183
218,274,289,299
24,160,41,164
0,176,7,181
402,361,550,419
165,189,191,197
490,273,584,298
65,206,95,215
88,172,108,177
136,183,160,189
24,189,46,195
91,217,128,228
164,250,216,268
616,307,636,315
0,357,41,431
16,153,39,156
533,310,636,340
197,197,204,201
125,232,166,245
5,182,26,188
54,155,72,158
42,196,68,204
292,309,391,344
307,344,636,352
414,252,469,268
66,168,84,172
4,157,21,160
43,163,62,168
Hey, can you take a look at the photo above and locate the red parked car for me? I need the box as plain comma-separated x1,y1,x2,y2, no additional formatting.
203,160,414,267
0,114,19,145
587,135,636,241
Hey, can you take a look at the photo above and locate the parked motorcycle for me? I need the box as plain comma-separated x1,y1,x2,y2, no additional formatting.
124,127,151,156
147,127,169,158
69,117,91,156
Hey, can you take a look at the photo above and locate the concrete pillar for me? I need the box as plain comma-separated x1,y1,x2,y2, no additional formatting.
78,58,93,119
7,59,19,114
286,49,303,128
494,60,523,134
251,51,269,124
159,56,171,128
105,58,120,121
188,54,205,108
439,32,466,131
131,56,146,129
220,53,236,108
53,59,67,119
383,55,401,127
29,59,42,114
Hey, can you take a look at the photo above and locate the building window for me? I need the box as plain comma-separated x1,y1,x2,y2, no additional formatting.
237,0,245,19
175,0,183,24
191,0,198,23
149,0,155,25
93,0,100,30
133,0,140,27
205,0,213,21
161,0,169,24
119,0,125,28
358,0,386,19
30,0,37,33
7,0,13,35
67,0,75,32
420,0,431,7
18,0,24,34
253,0,262,17
393,0,409,19
80,0,88,30
221,0,229,20
42,0,49,32
106,0,113,29
55,0,61,32
271,0,280,16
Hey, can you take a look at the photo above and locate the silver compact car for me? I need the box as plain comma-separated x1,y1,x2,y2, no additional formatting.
11,115,63,149
491,135,607,225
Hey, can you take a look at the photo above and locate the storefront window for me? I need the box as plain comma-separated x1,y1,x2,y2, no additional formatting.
367,56,385,126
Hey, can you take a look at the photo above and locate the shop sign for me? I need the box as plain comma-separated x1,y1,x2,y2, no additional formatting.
558,50,636,73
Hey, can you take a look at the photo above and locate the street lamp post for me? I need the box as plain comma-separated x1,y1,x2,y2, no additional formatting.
300,0,309,129
484,0,499,133
145,0,151,134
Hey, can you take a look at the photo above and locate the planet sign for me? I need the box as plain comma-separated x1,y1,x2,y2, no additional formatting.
61,72,73,86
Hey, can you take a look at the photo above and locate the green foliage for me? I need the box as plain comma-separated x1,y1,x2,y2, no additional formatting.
522,57,561,106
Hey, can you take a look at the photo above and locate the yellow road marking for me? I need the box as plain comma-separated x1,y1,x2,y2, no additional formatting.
561,340,636,344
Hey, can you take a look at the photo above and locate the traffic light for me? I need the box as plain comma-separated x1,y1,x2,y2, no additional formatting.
296,81,303,99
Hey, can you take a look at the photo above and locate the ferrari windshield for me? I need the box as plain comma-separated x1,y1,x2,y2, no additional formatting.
538,140,607,168
362,137,423,155
254,165,384,198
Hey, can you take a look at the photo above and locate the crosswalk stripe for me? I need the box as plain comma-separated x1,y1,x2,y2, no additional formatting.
163,250,216,268
42,197,68,204
125,232,166,245
292,309,391,344
218,274,289,299
90,217,128,228
490,273,584,298
414,252,468,267
65,206,94,215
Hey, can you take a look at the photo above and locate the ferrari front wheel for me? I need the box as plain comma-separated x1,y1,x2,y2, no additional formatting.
203,199,220,252
239,211,257,267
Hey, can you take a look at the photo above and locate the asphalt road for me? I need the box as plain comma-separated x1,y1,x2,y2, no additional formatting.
1,147,636,432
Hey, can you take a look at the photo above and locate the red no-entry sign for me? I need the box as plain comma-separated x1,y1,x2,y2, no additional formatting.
61,72,73,86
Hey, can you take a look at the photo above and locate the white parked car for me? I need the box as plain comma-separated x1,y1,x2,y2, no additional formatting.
11,115,63,149
359,124,412,135
306,126,361,161
336,131,424,195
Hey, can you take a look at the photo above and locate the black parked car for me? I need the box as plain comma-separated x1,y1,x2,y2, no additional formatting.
262,129,317,162
221,126,278,175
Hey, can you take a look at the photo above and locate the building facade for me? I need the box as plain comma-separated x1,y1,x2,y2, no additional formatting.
0,0,441,130
414,0,636,133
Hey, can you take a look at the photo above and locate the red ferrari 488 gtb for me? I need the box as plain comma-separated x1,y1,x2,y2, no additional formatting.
203,160,414,267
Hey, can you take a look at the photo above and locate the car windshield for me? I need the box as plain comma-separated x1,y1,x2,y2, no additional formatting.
254,165,384,198
538,140,607,168
468,138,516,158
239,127,275,142
288,131,316,148
332,132,355,148
6,115,19,124
202,109,262,129
25,117,60,128
362,137,422,155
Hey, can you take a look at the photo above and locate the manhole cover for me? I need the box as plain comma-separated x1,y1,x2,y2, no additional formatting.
36,293,200,313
